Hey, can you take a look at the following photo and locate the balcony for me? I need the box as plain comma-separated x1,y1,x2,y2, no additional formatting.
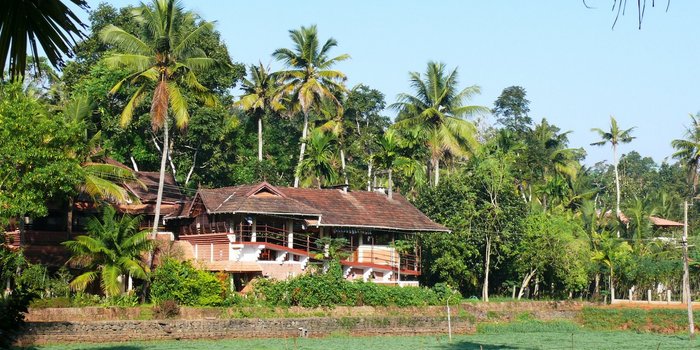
178,223,421,275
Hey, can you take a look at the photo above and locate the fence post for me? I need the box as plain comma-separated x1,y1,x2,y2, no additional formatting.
629,289,633,302
648,289,652,303
667,290,672,304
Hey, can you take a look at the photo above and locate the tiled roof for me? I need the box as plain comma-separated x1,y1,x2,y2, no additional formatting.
615,212,683,228
649,216,684,227
196,182,322,217
194,182,449,232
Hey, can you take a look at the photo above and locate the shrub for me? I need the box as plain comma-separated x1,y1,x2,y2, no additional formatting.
103,294,139,307
0,288,36,348
153,300,180,319
252,269,461,308
151,259,225,306
29,297,71,308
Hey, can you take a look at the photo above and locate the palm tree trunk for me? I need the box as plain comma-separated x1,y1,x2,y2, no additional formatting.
433,157,440,187
340,147,348,186
258,114,263,162
613,144,621,238
294,112,309,188
482,235,491,302
367,155,372,191
614,144,620,215
150,117,169,251
67,197,73,237
388,168,393,200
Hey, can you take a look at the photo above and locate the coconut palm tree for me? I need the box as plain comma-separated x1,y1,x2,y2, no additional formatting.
296,129,338,189
591,116,636,218
0,0,87,81
63,206,153,297
273,25,349,188
391,61,488,186
100,0,219,240
63,95,141,233
235,62,284,161
672,113,700,195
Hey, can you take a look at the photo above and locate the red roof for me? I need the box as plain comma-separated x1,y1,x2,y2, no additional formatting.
192,182,448,232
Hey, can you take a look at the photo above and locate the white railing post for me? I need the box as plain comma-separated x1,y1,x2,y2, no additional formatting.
251,218,257,242
287,219,294,248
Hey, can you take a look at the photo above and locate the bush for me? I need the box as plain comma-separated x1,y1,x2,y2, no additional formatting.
153,300,180,319
103,294,139,307
151,259,225,306
252,268,461,308
0,288,36,348
29,297,71,308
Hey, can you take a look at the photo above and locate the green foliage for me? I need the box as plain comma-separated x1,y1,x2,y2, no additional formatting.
0,83,83,225
581,307,700,333
0,288,36,347
150,259,225,306
252,270,460,308
492,85,532,133
477,320,580,334
63,206,153,296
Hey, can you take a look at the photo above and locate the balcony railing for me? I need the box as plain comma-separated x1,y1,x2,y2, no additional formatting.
179,223,421,273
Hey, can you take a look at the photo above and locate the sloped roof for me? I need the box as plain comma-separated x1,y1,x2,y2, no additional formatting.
196,182,322,217
281,187,448,232
649,216,684,227
193,182,449,232
615,212,683,228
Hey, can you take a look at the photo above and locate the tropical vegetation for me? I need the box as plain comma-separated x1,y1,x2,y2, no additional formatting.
0,0,698,318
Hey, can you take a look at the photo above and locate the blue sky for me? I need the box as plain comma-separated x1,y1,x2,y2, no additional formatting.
82,0,700,166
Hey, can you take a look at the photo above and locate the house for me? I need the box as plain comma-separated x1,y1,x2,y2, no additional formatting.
5,168,448,287
4,168,188,266
167,182,448,288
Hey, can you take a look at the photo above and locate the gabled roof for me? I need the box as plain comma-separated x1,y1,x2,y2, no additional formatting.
195,183,322,217
191,182,449,232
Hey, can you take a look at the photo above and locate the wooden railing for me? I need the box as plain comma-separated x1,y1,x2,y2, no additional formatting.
178,223,421,273
3,230,82,246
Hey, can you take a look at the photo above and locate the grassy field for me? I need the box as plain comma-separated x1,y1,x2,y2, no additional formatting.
28,322,699,350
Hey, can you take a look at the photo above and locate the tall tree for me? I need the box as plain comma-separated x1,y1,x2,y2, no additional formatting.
100,0,220,241
493,86,531,134
591,116,635,218
672,114,700,196
0,0,87,80
0,83,83,244
63,206,153,296
235,62,284,162
273,24,349,188
392,61,488,186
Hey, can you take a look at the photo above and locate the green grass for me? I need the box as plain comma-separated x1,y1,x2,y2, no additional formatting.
26,329,698,350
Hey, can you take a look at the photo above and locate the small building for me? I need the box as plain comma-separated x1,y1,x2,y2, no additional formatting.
170,182,448,288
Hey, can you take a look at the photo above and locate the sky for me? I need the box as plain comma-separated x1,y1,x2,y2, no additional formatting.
80,0,700,166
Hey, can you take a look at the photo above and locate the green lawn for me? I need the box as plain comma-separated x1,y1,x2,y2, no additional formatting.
28,331,698,350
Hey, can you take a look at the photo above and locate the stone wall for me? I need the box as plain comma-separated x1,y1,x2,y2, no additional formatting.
17,301,589,346
16,316,472,346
